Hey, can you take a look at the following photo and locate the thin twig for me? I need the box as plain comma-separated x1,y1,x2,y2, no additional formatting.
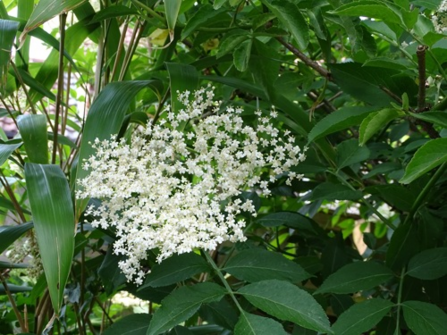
0,273,27,332
417,45,427,112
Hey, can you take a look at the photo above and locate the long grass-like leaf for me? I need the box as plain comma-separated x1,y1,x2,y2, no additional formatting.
25,163,74,315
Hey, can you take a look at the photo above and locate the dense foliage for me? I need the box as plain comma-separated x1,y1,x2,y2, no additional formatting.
1,0,447,334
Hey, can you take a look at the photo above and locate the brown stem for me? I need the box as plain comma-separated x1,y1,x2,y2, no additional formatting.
417,45,427,112
0,273,27,332
0,172,26,222
277,37,330,79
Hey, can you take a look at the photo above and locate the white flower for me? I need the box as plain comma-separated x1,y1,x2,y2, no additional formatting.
77,86,307,284
433,1,447,33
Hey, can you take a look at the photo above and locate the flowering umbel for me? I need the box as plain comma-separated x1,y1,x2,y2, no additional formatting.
77,87,307,284
433,0,447,34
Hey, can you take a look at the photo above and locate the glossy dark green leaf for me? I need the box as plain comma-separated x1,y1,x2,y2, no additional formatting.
410,111,447,128
336,139,370,169
332,299,394,335
239,280,333,334
181,4,224,39
146,283,226,335
262,0,308,49
331,1,403,25
367,185,416,212
359,108,403,145
386,223,420,271
199,298,238,330
17,114,49,164
141,252,211,288
310,182,362,201
25,163,74,315
0,283,32,294
103,314,150,335
0,222,33,254
217,29,250,58
315,262,394,294
257,212,321,235
400,138,447,184
223,248,311,283
308,106,377,143
402,301,447,335
234,311,288,335
98,248,126,295
406,248,447,280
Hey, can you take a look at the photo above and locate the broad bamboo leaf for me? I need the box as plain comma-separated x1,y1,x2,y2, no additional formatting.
400,138,447,184
223,248,311,283
310,182,362,201
262,0,308,49
75,80,162,217
336,139,370,169
25,163,74,315
166,63,199,113
0,142,22,166
0,19,20,79
235,311,288,335
308,106,377,143
0,283,32,294
10,67,57,101
165,0,182,32
141,252,211,288
90,5,138,23
21,0,85,40
359,108,403,145
239,280,333,334
17,114,49,164
315,262,394,294
332,299,394,335
0,222,33,254
406,247,447,280
146,283,226,335
103,314,150,335
402,301,447,335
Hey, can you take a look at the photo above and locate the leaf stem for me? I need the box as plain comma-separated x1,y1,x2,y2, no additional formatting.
395,267,405,334
202,250,244,313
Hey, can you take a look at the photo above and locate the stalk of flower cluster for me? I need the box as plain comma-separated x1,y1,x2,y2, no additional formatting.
77,87,307,285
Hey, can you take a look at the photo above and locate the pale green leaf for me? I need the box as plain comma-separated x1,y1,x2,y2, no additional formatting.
315,262,394,294
25,163,74,315
332,299,394,335
239,280,333,334
359,108,403,145
0,19,20,78
400,138,447,184
331,1,403,25
165,0,182,32
233,39,252,72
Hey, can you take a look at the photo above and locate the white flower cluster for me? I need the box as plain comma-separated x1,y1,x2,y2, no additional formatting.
433,0,447,33
77,87,306,284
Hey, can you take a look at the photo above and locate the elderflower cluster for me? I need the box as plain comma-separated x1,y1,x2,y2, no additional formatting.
432,0,447,33
77,87,306,284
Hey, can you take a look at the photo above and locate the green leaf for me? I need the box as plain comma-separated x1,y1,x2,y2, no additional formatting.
308,106,377,143
0,283,32,294
223,248,311,283
233,39,252,72
103,314,150,335
21,0,85,39
0,222,33,254
367,185,416,212
332,299,394,335
315,262,394,294
165,0,182,32
262,0,308,49
410,111,447,128
400,138,447,184
0,19,20,79
166,63,199,113
386,222,420,271
146,283,226,335
11,67,56,101
181,4,224,39
0,142,22,166
199,298,238,330
402,301,447,335
336,139,370,169
25,163,74,315
17,114,49,164
331,1,403,25
90,5,138,23
406,247,447,280
234,311,288,335
98,248,126,295
310,182,362,201
75,80,161,216
0,261,28,269
257,212,322,235
238,280,333,334
216,29,250,58
359,108,403,145
141,252,211,288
